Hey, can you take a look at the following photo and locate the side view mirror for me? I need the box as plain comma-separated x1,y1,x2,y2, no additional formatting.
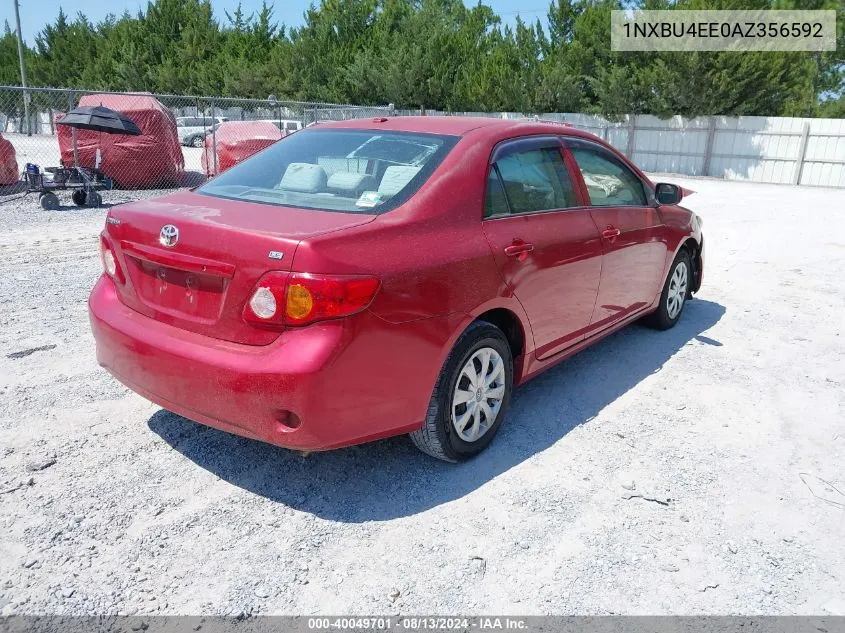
655,183,682,205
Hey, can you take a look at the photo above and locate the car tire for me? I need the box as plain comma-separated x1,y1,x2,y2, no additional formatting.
410,321,513,462
192,136,204,148
643,248,692,330
86,191,102,207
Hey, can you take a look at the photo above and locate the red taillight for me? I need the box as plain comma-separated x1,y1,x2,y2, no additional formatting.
99,235,125,284
286,273,381,324
243,272,380,328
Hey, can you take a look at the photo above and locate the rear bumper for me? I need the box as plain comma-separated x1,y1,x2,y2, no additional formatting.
89,275,448,450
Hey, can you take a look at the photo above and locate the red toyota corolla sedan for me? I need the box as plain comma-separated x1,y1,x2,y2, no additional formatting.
89,117,704,462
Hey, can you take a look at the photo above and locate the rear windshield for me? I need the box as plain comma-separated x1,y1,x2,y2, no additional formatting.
197,128,459,214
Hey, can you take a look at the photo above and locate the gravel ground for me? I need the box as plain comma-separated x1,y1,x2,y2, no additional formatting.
0,177,843,616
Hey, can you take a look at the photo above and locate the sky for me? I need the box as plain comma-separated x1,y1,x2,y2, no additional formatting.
2,0,552,45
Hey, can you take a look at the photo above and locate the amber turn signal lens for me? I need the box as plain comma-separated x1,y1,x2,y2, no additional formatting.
286,284,314,320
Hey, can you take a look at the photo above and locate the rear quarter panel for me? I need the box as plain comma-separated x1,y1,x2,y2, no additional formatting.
291,133,515,326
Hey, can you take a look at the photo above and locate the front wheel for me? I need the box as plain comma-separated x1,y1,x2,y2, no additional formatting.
643,249,691,330
192,136,205,148
39,192,59,211
410,321,513,462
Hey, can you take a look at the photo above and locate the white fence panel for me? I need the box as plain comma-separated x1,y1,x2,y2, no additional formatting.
802,118,845,188
525,112,843,188
631,115,710,176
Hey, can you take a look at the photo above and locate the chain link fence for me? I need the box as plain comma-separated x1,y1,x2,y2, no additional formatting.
6,87,839,196
0,86,391,200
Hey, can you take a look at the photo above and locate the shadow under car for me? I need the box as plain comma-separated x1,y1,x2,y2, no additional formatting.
148,298,726,522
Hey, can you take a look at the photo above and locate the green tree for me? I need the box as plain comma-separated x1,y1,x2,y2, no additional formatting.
9,0,842,117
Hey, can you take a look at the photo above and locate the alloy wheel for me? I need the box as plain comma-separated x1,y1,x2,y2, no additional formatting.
666,261,688,319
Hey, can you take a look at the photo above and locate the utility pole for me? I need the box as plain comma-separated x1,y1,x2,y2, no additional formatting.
13,0,31,136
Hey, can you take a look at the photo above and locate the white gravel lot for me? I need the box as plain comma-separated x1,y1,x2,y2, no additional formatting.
0,176,843,616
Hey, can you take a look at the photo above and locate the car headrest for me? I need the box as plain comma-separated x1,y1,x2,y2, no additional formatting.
378,166,421,197
327,171,376,194
317,156,370,176
280,163,327,193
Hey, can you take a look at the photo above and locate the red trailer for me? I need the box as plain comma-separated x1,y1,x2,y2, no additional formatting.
0,134,18,185
202,121,282,176
57,93,184,189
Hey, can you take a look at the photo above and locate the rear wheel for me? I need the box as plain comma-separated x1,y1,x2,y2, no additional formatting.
86,191,102,207
410,321,513,462
192,135,205,148
71,189,86,206
643,249,691,330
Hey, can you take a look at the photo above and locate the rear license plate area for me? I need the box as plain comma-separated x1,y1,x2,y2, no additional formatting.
129,258,226,320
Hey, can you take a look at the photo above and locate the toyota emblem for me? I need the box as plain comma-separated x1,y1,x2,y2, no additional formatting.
159,224,179,248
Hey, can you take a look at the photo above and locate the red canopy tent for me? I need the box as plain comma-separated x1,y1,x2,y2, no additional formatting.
57,93,184,189
202,121,282,176
0,133,18,185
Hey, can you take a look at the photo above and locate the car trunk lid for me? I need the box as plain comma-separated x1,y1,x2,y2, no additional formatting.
104,190,375,345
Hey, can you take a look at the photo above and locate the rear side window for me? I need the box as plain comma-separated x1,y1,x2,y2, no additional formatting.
570,146,648,206
485,147,577,217
198,129,459,215
485,168,509,217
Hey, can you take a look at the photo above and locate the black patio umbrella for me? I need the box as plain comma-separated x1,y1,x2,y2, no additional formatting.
57,105,141,136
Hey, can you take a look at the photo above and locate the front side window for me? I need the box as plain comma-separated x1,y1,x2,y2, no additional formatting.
198,129,459,214
570,146,648,206
484,147,576,218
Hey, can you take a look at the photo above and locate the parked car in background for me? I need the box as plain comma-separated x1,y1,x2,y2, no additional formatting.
201,121,282,176
181,123,221,148
89,117,704,462
176,116,227,146
58,93,184,189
